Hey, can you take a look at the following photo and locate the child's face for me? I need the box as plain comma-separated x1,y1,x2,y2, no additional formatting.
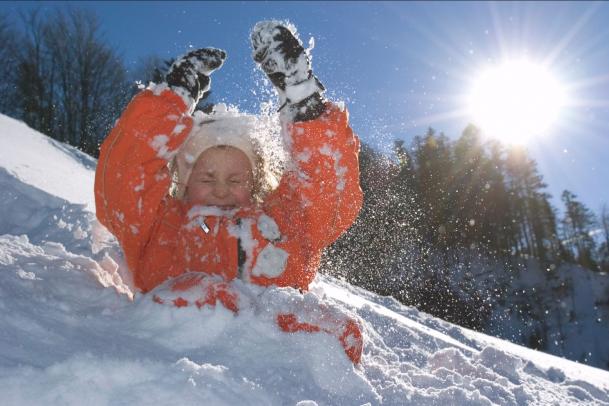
184,146,254,208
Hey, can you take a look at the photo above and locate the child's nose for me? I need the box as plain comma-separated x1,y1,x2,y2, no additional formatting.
213,183,229,198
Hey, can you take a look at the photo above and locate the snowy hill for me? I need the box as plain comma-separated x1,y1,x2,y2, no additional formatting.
1,112,609,405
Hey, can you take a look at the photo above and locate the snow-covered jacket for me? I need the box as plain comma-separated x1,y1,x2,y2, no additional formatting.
95,88,362,293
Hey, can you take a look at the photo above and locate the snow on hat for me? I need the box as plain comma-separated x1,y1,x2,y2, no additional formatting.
173,104,277,201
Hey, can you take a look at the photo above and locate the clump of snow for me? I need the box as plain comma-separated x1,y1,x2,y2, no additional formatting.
1,113,609,405
319,143,348,191
148,82,195,112
257,214,281,241
251,244,288,278
150,134,176,160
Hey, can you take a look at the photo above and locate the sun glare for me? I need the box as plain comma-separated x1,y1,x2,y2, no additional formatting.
467,60,566,144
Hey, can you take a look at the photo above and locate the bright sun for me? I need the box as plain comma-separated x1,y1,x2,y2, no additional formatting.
467,60,566,144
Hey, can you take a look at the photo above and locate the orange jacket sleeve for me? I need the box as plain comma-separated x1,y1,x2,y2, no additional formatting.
266,104,363,253
94,88,193,276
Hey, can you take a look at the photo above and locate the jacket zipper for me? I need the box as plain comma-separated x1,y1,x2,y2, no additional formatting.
236,218,246,279
197,217,210,234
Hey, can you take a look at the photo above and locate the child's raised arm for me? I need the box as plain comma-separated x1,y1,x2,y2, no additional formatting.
252,21,363,255
94,48,226,275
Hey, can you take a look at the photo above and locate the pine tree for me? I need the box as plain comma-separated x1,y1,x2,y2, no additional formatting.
392,139,420,230
561,190,598,269
0,14,19,117
504,146,559,262
598,204,609,271
483,140,516,256
451,124,503,249
413,128,453,246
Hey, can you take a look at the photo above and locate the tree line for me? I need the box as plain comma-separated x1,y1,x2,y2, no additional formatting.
322,125,609,329
0,8,165,156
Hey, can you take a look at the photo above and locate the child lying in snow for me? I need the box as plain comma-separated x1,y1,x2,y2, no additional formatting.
94,21,363,363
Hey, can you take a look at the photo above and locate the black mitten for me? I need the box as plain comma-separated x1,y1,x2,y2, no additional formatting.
251,21,325,121
165,48,227,103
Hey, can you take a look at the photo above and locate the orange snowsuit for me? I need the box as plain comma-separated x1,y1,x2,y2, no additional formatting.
95,88,363,294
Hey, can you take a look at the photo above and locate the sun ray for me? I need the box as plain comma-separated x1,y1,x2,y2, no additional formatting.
566,73,609,93
543,3,600,67
566,98,609,108
409,108,471,128
487,2,510,61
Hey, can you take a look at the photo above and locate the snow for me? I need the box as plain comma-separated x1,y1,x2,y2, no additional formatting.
1,114,609,405
319,143,347,191
484,258,609,370
148,82,194,113
257,213,281,241
0,114,96,209
150,134,174,160
251,244,288,277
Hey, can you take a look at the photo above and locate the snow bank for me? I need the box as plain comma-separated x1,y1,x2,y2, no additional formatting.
0,114,96,209
1,113,609,405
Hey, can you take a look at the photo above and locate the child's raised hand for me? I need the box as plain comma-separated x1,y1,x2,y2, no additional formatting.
165,47,227,103
251,21,325,121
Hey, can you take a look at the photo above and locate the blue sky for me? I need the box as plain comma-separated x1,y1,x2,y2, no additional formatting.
3,1,609,216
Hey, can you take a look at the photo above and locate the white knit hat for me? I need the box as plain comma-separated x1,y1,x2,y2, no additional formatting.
173,108,262,200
